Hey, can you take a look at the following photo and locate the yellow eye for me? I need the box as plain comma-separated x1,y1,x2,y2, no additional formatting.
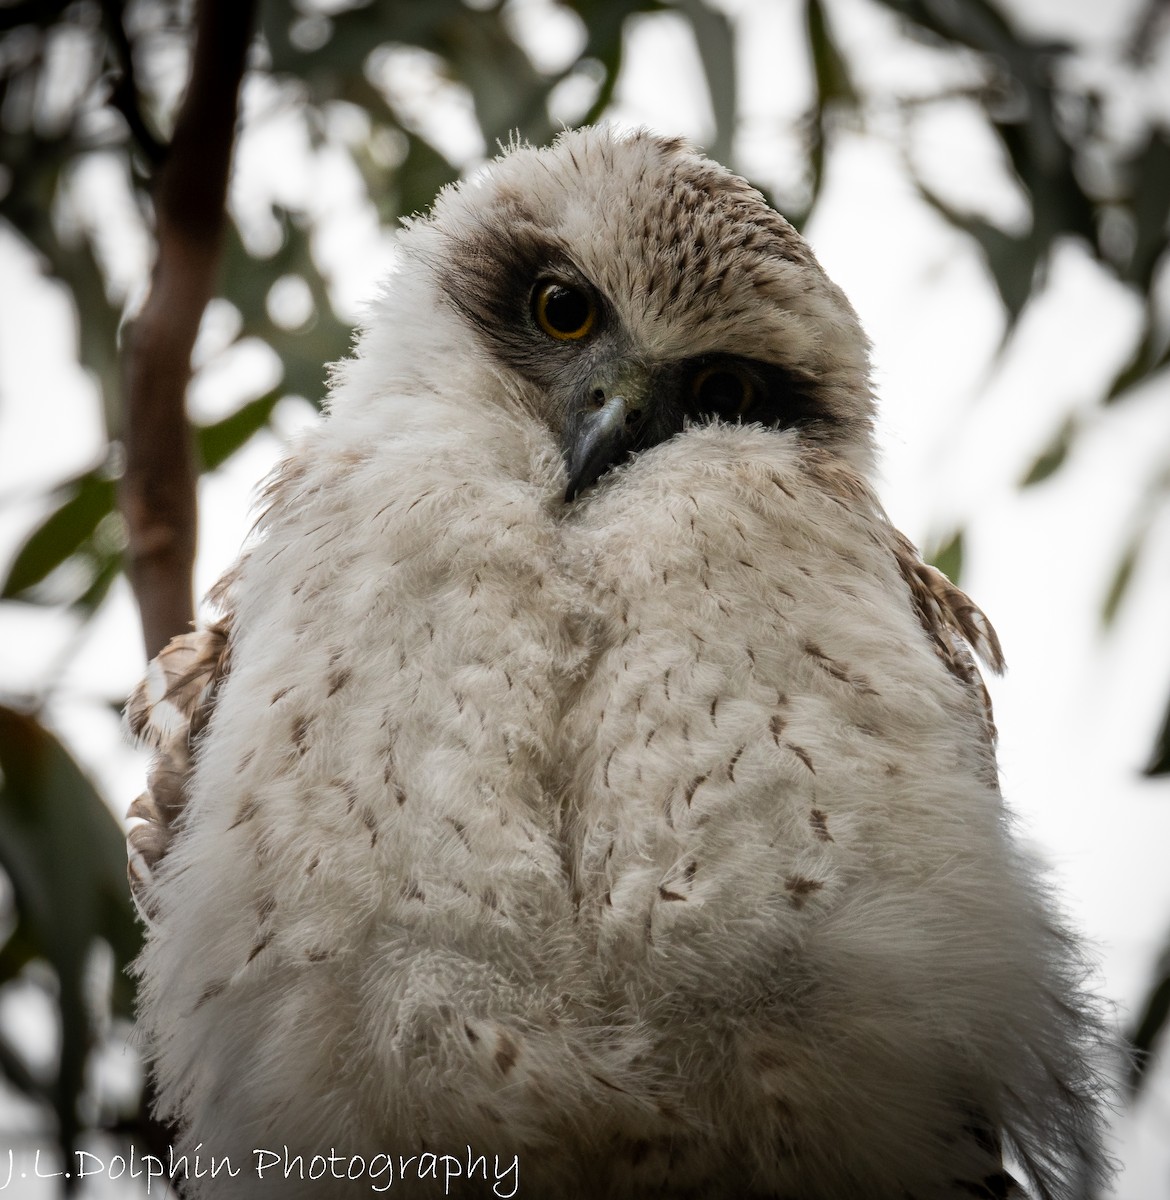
691,364,755,418
533,282,596,341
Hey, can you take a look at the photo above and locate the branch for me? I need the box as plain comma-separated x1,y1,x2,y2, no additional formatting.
118,0,257,661
99,0,166,168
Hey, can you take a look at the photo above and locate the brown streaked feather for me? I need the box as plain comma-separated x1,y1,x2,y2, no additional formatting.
125,623,231,745
891,531,1004,745
893,531,1004,676
125,620,231,914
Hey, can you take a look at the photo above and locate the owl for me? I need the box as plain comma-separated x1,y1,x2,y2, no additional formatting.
128,128,1108,1198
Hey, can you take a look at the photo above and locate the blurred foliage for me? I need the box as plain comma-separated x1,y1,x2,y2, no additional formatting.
0,704,141,1174
926,528,964,584
0,0,1168,1183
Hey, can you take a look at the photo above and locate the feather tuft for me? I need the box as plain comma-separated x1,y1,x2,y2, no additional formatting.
124,621,231,910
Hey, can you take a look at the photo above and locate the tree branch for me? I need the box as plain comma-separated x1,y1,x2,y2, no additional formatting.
118,0,257,660
99,0,167,168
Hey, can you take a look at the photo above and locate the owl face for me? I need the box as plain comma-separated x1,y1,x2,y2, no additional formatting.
400,128,878,493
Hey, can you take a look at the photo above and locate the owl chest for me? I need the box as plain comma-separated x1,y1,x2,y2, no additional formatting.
240,454,922,986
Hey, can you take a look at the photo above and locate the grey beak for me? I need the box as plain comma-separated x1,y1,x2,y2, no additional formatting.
564,364,651,501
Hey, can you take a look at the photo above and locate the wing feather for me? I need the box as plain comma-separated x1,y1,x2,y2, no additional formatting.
892,530,1005,676
891,531,1004,747
125,621,231,914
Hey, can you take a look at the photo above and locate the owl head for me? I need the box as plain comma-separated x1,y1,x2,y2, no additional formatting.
341,127,877,493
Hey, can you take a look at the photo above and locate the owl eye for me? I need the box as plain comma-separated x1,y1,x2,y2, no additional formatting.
533,282,596,341
691,364,754,418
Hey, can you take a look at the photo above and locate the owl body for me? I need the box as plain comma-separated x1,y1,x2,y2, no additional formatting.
132,129,1106,1198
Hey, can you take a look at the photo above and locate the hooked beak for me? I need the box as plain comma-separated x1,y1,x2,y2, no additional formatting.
563,362,652,501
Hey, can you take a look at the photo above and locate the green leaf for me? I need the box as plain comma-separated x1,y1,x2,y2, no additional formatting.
1020,414,1077,487
797,0,857,226
1107,309,1170,403
885,0,1098,288
1123,128,1170,292
917,184,1038,326
1,473,116,599
927,529,964,584
0,706,142,1158
1101,483,1163,630
1145,690,1170,778
75,543,123,615
806,0,855,107
197,390,281,471
569,0,646,129
1102,538,1139,628
878,0,1023,53
674,0,737,165
992,111,1095,250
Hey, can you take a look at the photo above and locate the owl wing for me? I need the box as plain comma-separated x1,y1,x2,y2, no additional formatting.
893,529,1004,729
125,619,231,916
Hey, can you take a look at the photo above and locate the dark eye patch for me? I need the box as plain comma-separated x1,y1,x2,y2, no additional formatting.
692,365,753,418
679,355,827,431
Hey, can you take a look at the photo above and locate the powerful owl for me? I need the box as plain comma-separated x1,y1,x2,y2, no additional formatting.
128,128,1108,1198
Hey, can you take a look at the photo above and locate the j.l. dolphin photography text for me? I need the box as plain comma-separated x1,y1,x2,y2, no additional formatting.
0,1144,520,1195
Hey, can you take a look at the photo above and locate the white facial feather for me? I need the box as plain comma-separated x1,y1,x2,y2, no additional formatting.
131,127,1109,1199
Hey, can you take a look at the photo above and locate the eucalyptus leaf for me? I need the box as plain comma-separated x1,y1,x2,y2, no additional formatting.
570,0,647,128
674,0,737,165
1145,692,1170,779
198,390,282,471
798,0,857,227
917,184,1038,325
927,529,964,585
1020,415,1077,487
75,545,123,615
1102,538,1139,628
1123,128,1170,291
1,474,116,600
1107,307,1170,403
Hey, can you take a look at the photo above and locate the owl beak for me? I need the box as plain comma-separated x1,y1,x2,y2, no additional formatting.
563,362,652,501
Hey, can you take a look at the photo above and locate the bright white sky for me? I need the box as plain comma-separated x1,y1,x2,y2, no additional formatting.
0,0,1169,1194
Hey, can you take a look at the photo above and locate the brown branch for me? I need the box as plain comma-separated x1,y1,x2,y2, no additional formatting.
118,0,257,661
